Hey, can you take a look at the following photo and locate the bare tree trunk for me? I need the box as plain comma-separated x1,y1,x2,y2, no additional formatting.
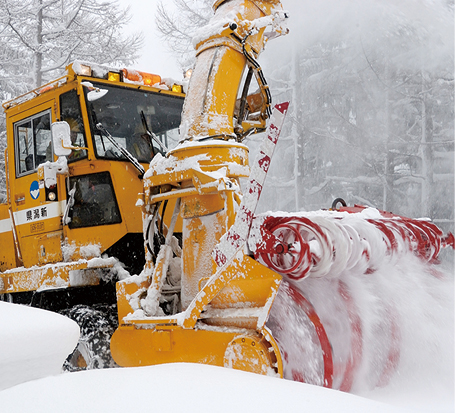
34,0,43,87
420,84,434,217
291,48,302,212
383,60,395,212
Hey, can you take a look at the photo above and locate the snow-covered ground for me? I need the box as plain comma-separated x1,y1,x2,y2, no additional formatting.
0,362,415,413
0,267,453,413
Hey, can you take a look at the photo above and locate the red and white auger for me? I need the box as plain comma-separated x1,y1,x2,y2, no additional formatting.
249,205,453,391
249,206,454,282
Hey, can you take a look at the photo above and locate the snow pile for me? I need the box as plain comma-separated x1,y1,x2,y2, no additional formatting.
355,255,454,412
0,363,412,413
0,302,79,391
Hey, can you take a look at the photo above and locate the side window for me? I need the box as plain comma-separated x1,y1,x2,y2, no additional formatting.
60,90,87,162
15,111,52,176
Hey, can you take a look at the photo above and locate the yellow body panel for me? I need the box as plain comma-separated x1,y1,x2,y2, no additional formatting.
115,276,150,324
6,99,63,268
182,254,282,329
114,250,283,375
111,325,281,376
113,253,284,374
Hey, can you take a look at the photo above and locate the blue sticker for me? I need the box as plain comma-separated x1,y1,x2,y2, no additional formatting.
30,181,40,200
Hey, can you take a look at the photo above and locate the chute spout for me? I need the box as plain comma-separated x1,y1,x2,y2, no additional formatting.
180,0,288,142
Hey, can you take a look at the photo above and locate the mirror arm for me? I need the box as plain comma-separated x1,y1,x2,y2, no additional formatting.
61,141,88,151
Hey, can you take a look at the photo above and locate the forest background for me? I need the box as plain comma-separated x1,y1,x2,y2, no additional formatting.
0,0,453,235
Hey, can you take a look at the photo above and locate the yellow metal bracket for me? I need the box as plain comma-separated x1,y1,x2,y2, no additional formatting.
182,251,281,329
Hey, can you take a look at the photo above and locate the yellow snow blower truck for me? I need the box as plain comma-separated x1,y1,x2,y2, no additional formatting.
1,0,453,386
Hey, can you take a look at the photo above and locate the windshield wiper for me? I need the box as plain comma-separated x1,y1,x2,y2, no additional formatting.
140,110,168,154
96,122,145,178
90,106,109,154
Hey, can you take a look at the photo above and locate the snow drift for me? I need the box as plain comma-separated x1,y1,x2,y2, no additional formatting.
0,301,79,390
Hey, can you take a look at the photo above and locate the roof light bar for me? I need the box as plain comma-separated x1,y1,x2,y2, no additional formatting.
79,64,92,76
108,71,121,82
172,84,183,93
122,69,161,87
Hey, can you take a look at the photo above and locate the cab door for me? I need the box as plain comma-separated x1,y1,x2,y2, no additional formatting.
10,101,65,268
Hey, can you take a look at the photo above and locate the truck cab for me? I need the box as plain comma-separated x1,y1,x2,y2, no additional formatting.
0,61,185,299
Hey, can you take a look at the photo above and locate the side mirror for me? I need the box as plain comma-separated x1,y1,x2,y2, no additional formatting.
81,81,108,101
87,88,108,102
51,121,72,157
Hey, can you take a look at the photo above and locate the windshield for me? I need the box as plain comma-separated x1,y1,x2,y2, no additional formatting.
85,82,184,163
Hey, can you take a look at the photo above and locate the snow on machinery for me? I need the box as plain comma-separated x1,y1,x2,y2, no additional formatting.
110,0,454,391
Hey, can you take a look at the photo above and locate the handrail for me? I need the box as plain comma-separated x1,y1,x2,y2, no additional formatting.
2,75,68,110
